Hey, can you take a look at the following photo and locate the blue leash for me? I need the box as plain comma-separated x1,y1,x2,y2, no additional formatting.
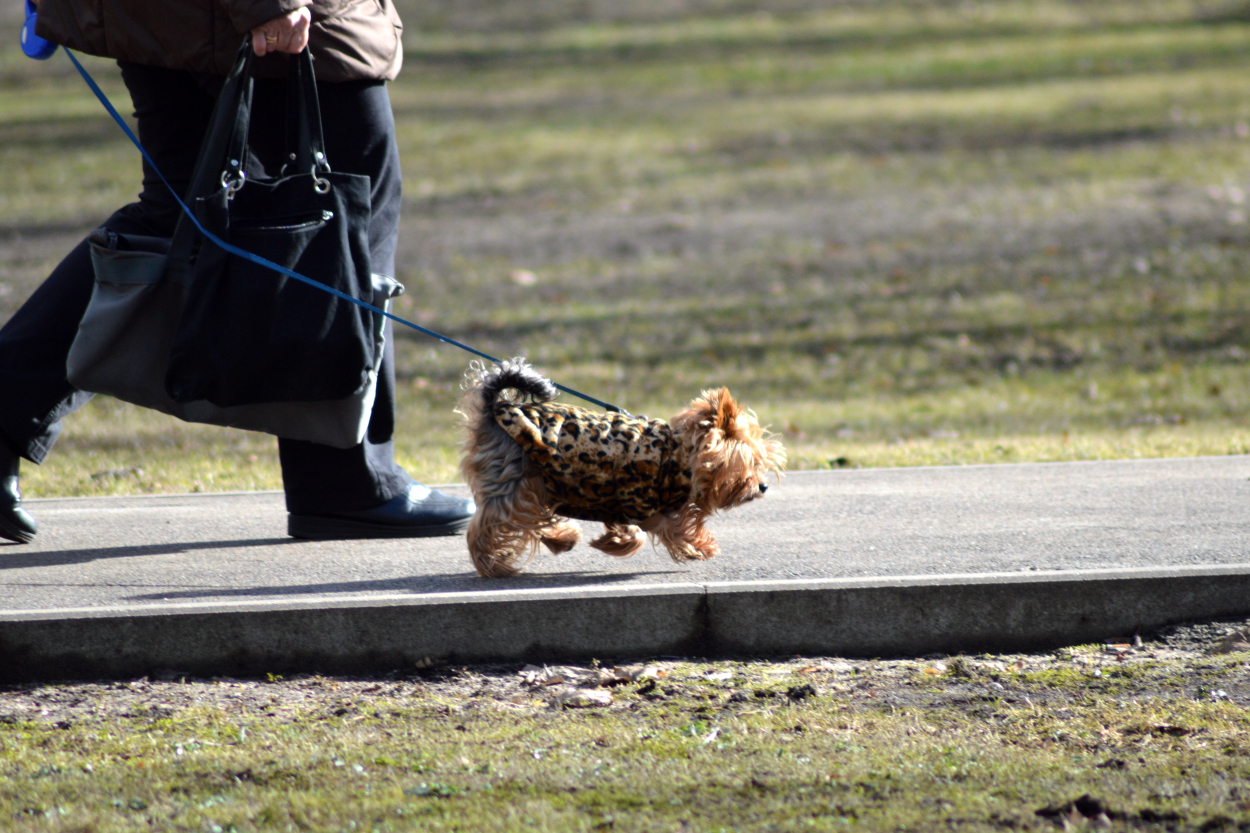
62,48,627,415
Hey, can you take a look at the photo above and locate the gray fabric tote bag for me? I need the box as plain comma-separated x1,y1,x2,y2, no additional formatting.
65,228,400,449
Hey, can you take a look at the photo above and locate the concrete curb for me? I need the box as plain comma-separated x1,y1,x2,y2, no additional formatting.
2,564,1248,682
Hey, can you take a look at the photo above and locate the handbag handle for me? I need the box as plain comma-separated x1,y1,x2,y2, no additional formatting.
283,48,332,190
166,38,332,281
166,40,254,282
216,41,329,196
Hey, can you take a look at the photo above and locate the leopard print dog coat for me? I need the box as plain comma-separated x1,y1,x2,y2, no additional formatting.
492,401,694,524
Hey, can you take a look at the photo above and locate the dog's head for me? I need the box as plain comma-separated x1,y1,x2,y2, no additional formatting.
670,388,786,512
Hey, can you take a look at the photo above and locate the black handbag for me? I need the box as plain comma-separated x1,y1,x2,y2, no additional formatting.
163,40,375,408
65,40,397,450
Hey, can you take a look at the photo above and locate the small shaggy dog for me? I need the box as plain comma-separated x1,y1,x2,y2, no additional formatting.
458,359,785,578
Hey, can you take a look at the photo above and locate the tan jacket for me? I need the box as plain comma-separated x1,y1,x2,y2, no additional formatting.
34,0,402,82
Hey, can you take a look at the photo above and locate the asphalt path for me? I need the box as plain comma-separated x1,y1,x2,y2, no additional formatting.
2,456,1247,614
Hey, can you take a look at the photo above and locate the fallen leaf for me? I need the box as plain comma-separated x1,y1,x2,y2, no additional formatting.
616,665,662,682
1206,629,1250,655
551,688,613,708
522,665,648,688
521,665,583,686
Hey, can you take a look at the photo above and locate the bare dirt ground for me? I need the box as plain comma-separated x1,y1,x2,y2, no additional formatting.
2,617,1246,724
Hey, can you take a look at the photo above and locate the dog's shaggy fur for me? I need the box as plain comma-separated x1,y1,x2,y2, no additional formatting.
458,359,785,578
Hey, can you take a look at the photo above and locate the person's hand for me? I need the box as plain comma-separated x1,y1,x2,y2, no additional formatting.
251,8,311,56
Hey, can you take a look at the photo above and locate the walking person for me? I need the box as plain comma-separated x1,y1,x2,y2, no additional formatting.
0,0,475,545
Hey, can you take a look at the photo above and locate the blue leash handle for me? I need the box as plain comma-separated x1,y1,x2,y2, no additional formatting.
62,48,627,415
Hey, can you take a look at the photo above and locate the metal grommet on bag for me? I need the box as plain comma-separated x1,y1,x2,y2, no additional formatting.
313,176,331,194
221,169,246,199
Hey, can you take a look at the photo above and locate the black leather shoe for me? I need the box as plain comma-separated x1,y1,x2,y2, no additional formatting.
0,446,36,544
287,481,476,540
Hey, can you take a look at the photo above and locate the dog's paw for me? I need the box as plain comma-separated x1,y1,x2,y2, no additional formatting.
541,521,581,554
667,540,720,562
469,545,526,578
590,524,645,557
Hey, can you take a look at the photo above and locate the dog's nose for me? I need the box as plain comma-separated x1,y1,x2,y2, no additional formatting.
758,482,768,494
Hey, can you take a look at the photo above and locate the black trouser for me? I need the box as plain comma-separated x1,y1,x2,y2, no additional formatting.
0,61,409,513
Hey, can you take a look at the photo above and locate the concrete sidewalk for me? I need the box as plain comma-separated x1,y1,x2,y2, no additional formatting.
2,456,1248,680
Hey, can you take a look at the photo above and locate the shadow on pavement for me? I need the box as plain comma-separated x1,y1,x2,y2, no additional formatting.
0,538,298,570
120,569,688,602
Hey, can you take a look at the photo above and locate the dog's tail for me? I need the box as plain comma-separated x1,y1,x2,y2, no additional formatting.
464,357,558,408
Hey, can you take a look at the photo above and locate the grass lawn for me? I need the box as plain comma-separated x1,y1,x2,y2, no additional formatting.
2,622,1249,832
0,0,1247,495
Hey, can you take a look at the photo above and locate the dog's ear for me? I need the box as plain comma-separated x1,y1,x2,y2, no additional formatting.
714,389,748,440
672,388,748,439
